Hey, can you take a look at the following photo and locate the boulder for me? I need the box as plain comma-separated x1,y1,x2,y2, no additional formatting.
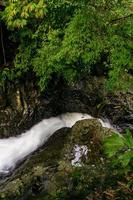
0,119,113,200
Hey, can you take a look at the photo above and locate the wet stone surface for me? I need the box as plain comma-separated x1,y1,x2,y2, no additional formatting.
0,119,113,200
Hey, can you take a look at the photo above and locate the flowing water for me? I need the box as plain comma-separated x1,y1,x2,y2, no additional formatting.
0,112,113,174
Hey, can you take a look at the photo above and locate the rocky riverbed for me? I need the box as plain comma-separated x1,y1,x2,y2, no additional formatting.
0,76,132,200
0,76,133,138
0,119,113,200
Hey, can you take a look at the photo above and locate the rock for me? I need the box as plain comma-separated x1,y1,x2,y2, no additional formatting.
0,119,113,200
0,81,57,138
0,76,98,138
102,92,133,131
0,75,132,137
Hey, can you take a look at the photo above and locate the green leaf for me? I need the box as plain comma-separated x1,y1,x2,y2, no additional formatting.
123,130,133,149
104,134,124,157
118,150,133,167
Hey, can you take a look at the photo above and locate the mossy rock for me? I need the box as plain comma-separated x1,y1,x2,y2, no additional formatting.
62,119,112,167
0,119,113,200
0,128,70,200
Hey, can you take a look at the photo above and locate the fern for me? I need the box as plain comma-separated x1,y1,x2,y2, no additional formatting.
104,130,133,170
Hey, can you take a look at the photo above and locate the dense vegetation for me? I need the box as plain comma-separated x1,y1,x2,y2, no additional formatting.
0,0,133,90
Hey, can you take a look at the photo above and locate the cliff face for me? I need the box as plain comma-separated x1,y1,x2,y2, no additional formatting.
0,76,133,138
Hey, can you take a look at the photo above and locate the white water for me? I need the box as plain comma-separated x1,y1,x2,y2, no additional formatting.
0,112,113,174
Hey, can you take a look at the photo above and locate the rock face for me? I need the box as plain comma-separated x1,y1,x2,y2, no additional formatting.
0,119,113,200
0,77,94,138
103,92,133,131
0,79,56,138
0,76,132,138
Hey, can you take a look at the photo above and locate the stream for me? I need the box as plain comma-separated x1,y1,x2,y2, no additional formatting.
0,112,113,175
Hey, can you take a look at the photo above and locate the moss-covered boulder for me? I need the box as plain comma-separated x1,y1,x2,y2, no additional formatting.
0,119,113,200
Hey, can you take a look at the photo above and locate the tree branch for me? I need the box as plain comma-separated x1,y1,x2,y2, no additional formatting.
0,23,6,65
111,14,133,23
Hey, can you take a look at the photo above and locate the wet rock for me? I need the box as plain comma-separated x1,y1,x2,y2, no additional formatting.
0,76,96,138
0,119,113,200
102,92,133,131
0,75,132,137
0,82,57,138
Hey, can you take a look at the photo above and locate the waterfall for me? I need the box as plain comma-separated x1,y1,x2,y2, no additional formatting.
0,113,113,174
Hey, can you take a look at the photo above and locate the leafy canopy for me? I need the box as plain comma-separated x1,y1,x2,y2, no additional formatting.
1,0,47,28
0,0,133,90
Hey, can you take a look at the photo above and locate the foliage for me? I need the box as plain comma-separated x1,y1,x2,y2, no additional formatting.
1,0,47,28
103,130,133,199
104,130,133,171
0,0,133,90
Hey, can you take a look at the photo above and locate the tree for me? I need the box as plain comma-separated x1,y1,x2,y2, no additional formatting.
0,0,133,90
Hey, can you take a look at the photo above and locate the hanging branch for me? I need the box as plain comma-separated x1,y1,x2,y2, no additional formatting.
111,14,133,23
0,23,6,65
